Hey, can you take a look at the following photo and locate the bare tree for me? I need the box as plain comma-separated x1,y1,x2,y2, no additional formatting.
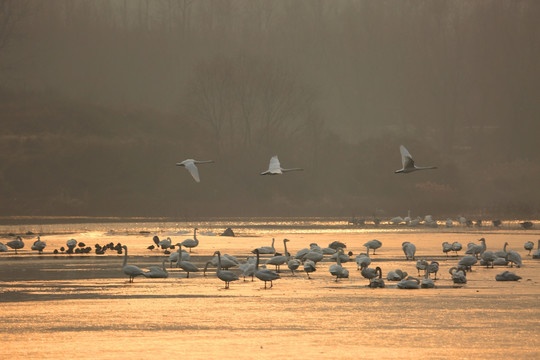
0,0,30,52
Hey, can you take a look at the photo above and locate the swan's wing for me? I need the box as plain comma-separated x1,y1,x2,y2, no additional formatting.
193,160,214,165
281,167,304,173
400,145,414,169
184,162,200,182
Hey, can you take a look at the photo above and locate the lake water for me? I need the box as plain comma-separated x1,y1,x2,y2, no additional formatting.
1,219,539,359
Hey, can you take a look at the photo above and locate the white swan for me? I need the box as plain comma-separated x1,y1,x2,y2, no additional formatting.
480,251,497,268
402,241,416,260
451,242,462,256
533,240,540,259
355,253,371,270
0,242,8,252
168,249,190,267
397,276,420,289
524,241,534,255
416,259,428,275
369,267,385,288
421,269,435,288
387,269,407,281
203,253,237,275
213,251,239,289
329,248,349,281
265,239,289,272
395,145,437,174
449,267,467,284
427,261,440,279
180,228,199,252
442,242,452,256
144,260,169,278
158,237,172,250
31,236,46,253
238,257,256,281
303,259,316,279
6,236,24,254
495,271,522,281
495,242,509,258
252,238,276,255
465,238,487,259
505,250,522,268
121,245,145,283
176,159,214,183
254,249,280,288
458,255,478,271
363,239,382,255
175,244,200,277
260,155,303,175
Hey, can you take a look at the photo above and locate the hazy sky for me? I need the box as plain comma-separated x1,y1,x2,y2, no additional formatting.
1,0,539,218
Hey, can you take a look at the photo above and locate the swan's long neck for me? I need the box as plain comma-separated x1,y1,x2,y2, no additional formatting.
161,260,166,271
177,246,182,265
216,252,222,272
255,252,260,270
283,240,289,260
123,247,128,267
271,238,275,248
376,267,382,279
336,250,342,266
194,228,197,240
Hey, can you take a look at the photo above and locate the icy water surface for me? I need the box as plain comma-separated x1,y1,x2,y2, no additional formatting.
1,220,539,359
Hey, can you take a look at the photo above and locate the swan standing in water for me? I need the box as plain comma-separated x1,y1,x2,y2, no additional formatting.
402,241,416,260
180,228,199,252
31,236,46,254
238,257,256,281
495,242,509,258
387,269,407,281
260,155,303,175
505,250,522,268
213,251,239,289
495,271,522,281
394,145,437,174
533,240,540,259
421,270,435,288
458,255,477,272
303,259,316,279
254,249,280,288
329,248,349,281
144,260,169,278
265,239,290,272
524,241,534,255
203,253,237,275
397,276,420,289
121,245,145,283
252,238,276,255
449,267,467,284
480,251,497,268
368,267,385,288
442,242,452,257
7,236,25,254
355,253,371,270
175,244,200,277
363,239,382,255
176,159,214,183
451,242,462,256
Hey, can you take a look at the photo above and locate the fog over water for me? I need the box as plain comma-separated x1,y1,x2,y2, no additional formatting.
1,1,539,218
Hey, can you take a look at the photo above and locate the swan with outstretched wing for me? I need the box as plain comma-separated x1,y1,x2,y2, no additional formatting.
395,145,437,174
260,155,303,175
176,159,214,182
